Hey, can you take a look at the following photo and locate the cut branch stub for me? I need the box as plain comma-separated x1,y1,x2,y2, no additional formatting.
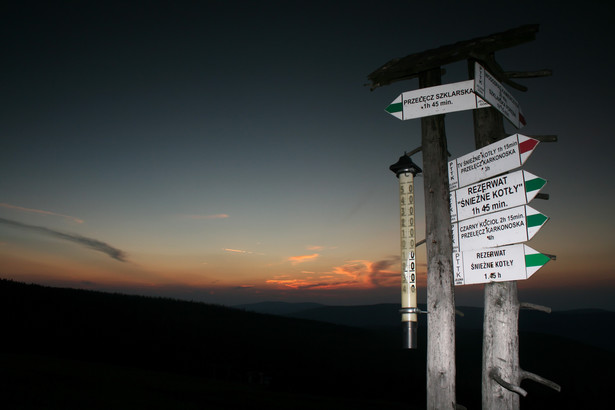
520,302,552,313
521,369,562,392
531,134,558,142
505,69,553,78
478,53,528,91
490,368,528,397
535,193,550,200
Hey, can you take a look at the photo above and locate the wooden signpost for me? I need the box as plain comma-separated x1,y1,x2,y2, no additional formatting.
453,243,550,285
474,62,527,129
450,169,547,223
448,134,539,191
467,60,560,409
451,205,548,252
368,24,559,410
385,79,489,120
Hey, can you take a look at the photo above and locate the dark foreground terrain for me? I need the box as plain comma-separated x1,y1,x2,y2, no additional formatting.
1,279,612,409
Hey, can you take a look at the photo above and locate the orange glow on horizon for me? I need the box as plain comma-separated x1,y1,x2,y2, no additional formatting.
266,258,403,291
265,278,353,290
2,234,612,308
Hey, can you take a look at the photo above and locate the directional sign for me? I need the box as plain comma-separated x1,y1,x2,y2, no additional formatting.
448,134,539,190
474,62,526,129
450,170,546,223
385,79,490,121
453,243,550,286
451,205,548,252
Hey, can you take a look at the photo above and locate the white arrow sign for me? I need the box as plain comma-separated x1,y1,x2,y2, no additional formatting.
448,134,539,190
451,205,548,252
453,243,550,286
450,170,547,223
385,79,490,120
474,62,526,129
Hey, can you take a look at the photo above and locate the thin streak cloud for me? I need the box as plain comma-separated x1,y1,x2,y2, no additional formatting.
0,203,84,224
184,214,229,220
287,253,319,265
223,248,264,255
0,217,128,262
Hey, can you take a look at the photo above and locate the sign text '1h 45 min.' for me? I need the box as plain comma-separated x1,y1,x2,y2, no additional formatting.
450,169,547,223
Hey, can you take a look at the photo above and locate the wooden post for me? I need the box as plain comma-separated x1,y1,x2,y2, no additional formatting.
366,26,543,410
469,59,521,409
483,282,521,409
420,67,456,410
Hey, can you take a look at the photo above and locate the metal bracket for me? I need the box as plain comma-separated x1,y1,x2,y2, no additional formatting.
399,307,428,315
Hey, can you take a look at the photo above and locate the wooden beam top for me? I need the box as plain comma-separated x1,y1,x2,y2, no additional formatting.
367,24,539,90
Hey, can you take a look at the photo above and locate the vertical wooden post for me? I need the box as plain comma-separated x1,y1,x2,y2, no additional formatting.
469,59,521,410
368,27,542,410
483,282,520,409
420,67,456,410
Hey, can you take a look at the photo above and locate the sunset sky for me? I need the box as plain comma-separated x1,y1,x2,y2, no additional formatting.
1,1,613,310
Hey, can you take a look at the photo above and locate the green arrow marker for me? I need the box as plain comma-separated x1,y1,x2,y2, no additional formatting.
524,245,551,277
525,176,547,195
384,95,404,120
386,102,402,114
526,206,549,240
527,212,548,227
525,252,551,267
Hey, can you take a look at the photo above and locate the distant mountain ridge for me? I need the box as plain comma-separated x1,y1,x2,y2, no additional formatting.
234,301,324,316
1,279,613,408
237,301,615,352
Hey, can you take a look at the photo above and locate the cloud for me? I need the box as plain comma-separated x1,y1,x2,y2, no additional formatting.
223,248,264,255
306,245,338,251
0,202,84,224
330,258,399,287
224,248,248,253
287,253,319,265
367,258,399,287
184,214,229,220
330,260,367,280
0,217,128,262
267,257,401,291
265,278,351,290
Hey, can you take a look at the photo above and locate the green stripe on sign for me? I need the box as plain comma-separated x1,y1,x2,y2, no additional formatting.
525,177,546,192
526,213,548,227
525,253,550,267
385,102,403,113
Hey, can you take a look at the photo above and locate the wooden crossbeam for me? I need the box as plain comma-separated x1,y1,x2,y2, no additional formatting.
367,24,539,90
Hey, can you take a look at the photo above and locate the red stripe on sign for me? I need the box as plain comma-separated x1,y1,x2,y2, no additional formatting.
519,112,527,126
519,138,538,154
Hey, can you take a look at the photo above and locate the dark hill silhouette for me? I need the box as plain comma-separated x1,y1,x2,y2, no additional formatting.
0,279,420,409
235,301,324,315
239,302,615,352
1,279,613,409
